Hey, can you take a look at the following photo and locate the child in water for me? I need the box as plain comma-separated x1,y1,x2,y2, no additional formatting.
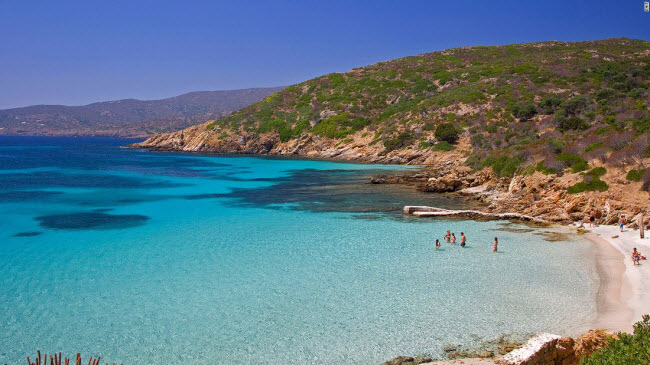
493,237,498,252
460,232,466,247
435,239,441,250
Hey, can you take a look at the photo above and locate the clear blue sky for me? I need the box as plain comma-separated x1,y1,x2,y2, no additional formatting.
1,0,648,109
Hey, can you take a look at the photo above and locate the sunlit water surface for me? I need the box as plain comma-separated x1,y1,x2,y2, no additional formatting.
0,136,597,364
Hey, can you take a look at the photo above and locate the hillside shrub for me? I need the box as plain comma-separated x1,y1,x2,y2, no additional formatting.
567,167,609,193
567,177,609,194
535,160,560,175
581,315,650,364
539,96,562,114
435,123,459,144
312,117,353,139
548,138,566,154
634,115,650,135
556,153,589,173
484,155,524,177
585,142,604,152
586,166,607,177
422,122,436,131
563,95,590,115
432,141,455,151
510,103,537,121
559,117,590,132
383,130,416,152
626,168,646,182
595,88,617,101
258,118,293,142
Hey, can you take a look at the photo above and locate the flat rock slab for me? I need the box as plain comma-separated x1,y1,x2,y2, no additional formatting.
403,206,548,224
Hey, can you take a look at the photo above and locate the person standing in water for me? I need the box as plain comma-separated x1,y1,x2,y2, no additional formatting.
493,237,498,252
451,233,456,244
460,232,466,247
435,239,441,250
444,230,451,243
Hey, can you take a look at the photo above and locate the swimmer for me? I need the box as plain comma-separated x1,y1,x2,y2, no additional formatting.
460,232,466,247
451,233,456,244
435,239,441,250
444,230,451,243
493,237,498,252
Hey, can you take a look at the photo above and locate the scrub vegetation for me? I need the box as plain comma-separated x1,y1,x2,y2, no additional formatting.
200,39,649,190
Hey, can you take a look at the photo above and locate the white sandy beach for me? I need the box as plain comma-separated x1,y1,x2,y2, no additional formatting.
584,223,650,333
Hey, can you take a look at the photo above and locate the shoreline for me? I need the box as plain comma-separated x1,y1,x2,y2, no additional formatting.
585,224,650,331
583,231,635,333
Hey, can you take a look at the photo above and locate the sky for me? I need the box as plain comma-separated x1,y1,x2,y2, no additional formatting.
1,0,649,109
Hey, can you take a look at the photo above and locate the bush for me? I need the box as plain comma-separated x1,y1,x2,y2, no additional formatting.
422,123,436,131
559,117,590,131
484,155,524,177
548,138,566,153
539,96,562,114
510,103,537,121
581,315,650,364
432,141,455,151
567,178,609,194
626,169,646,182
563,95,590,115
383,130,416,152
585,141,604,152
586,167,607,178
556,153,589,173
435,123,459,144
568,167,609,193
595,87,617,101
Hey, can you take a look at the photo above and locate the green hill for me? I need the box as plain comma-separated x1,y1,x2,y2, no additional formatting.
138,38,649,182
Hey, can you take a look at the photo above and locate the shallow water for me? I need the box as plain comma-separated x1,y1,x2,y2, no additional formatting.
0,136,597,364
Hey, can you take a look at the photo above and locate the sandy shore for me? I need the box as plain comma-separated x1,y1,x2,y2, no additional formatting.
582,224,650,333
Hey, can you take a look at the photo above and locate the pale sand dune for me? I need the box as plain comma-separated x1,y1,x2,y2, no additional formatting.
584,224,650,332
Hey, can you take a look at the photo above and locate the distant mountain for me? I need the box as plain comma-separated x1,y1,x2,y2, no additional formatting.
0,87,285,138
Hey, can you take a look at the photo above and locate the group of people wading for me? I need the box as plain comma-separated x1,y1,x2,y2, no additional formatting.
435,230,498,252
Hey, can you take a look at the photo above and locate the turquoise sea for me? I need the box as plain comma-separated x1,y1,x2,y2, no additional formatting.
0,136,597,364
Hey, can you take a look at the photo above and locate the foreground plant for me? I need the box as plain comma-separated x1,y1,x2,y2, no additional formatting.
581,315,650,364
21,351,121,365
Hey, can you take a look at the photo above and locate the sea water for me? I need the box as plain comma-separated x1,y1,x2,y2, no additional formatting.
0,136,597,364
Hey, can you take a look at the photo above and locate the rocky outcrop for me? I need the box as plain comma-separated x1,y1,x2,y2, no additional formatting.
133,125,650,225
404,206,549,224
498,330,612,365
383,355,433,365
131,124,473,165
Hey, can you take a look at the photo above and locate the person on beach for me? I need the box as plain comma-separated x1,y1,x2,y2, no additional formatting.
493,237,498,252
435,239,441,250
444,230,451,243
589,210,595,228
451,233,456,244
460,232,466,247
619,215,626,232
632,248,640,265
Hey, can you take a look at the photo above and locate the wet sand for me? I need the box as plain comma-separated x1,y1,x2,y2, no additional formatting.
584,224,650,333
584,232,635,333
